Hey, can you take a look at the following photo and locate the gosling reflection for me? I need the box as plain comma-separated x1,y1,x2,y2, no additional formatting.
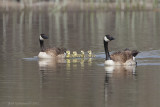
87,50,96,58
88,58,93,66
104,65,137,89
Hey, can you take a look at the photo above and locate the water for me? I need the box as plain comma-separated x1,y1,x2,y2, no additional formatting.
0,10,160,107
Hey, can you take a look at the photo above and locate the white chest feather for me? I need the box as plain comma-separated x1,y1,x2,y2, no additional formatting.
38,52,53,59
105,60,115,65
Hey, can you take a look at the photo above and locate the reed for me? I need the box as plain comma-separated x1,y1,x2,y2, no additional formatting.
153,0,158,8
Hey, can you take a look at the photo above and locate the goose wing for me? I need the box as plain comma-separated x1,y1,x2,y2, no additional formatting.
124,48,139,57
110,49,139,63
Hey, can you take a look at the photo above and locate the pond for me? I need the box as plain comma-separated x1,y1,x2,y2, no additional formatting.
0,10,160,107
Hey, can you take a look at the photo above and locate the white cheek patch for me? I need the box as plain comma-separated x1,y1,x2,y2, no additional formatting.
133,57,135,61
104,36,110,42
40,35,44,40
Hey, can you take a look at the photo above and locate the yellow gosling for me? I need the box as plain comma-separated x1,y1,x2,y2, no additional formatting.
73,51,81,58
80,50,85,58
72,51,78,58
80,59,85,68
87,50,96,58
66,50,71,58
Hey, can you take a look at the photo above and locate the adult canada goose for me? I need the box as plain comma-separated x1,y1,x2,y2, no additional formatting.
104,35,139,66
38,34,66,59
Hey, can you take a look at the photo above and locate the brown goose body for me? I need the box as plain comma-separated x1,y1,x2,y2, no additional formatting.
108,49,139,65
44,47,66,58
110,49,139,63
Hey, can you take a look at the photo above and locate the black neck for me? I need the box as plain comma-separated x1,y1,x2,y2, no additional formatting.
39,39,45,52
104,40,111,60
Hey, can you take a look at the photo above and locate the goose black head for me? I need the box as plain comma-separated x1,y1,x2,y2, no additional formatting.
39,34,48,41
104,35,115,42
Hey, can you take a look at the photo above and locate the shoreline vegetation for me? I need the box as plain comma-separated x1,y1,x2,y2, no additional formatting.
1,0,160,11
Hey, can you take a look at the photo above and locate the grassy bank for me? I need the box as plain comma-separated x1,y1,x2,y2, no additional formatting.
0,1,159,11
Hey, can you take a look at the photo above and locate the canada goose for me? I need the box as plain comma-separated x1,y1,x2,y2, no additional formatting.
38,34,66,59
87,50,96,58
104,35,139,66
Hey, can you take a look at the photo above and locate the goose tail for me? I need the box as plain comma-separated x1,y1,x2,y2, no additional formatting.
124,48,139,57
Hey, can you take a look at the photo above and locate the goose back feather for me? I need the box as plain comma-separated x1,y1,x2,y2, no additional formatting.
110,49,139,63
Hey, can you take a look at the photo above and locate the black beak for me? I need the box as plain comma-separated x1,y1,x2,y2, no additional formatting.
105,35,115,41
110,36,115,41
43,35,48,39
41,34,48,39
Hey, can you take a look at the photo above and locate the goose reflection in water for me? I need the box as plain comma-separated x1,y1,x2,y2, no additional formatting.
38,58,66,70
105,65,136,78
38,58,93,71
104,65,137,105
104,65,137,87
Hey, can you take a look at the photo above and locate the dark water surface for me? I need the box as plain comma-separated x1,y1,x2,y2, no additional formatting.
0,10,160,107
